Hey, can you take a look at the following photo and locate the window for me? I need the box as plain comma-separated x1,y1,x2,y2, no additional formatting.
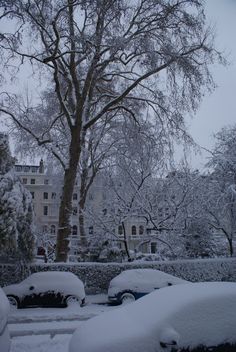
151,242,157,254
131,225,137,236
73,193,77,200
30,179,35,185
72,225,77,236
22,178,27,184
102,208,107,216
51,225,56,235
118,225,123,235
43,225,48,233
44,179,49,185
15,166,22,172
139,225,144,235
89,226,94,235
43,192,48,200
31,166,38,173
72,207,77,215
23,166,30,172
51,192,56,199
43,206,48,216
31,192,34,199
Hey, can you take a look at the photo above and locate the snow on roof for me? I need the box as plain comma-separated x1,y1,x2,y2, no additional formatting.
70,282,236,352
3,271,86,298
111,268,187,286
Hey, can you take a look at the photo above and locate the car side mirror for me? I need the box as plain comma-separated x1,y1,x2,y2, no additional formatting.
29,285,35,291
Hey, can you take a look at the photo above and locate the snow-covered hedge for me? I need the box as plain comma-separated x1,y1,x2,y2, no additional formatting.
0,258,235,294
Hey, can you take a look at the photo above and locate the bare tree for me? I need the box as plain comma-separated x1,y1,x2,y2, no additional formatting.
203,125,236,256
0,0,223,261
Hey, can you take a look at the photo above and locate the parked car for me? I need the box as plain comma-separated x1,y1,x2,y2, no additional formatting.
108,268,188,304
0,287,11,352
70,282,236,352
3,271,85,309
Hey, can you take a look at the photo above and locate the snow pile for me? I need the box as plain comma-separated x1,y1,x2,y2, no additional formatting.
11,334,71,352
69,282,236,352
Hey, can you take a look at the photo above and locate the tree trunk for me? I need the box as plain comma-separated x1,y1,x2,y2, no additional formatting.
78,201,87,247
55,133,81,262
122,222,131,262
78,163,89,247
227,237,234,257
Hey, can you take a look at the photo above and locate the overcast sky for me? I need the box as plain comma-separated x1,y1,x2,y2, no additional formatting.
187,0,236,169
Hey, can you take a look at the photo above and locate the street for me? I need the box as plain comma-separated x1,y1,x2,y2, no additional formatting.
8,294,118,352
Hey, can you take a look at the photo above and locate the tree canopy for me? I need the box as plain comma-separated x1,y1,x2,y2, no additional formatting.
0,0,224,261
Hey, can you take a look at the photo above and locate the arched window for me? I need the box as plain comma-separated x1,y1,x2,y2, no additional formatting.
139,225,144,235
72,225,77,236
132,225,137,236
118,225,123,235
51,225,56,235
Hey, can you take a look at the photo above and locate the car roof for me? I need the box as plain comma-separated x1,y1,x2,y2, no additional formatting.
112,268,187,282
26,271,77,281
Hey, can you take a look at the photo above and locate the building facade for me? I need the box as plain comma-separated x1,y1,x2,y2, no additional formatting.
15,161,156,259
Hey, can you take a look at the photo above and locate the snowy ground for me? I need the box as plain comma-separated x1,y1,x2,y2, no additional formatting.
9,294,119,352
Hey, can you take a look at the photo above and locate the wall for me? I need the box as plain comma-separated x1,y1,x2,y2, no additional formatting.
0,258,235,294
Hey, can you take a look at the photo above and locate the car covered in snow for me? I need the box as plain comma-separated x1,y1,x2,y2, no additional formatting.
70,282,236,352
108,268,188,304
3,271,85,309
0,287,11,352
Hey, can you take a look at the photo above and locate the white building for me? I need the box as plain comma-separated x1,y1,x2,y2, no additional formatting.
15,160,157,257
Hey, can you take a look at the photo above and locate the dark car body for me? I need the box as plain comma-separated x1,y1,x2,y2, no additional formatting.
3,271,85,309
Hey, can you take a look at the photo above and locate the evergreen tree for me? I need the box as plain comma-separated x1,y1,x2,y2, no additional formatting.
0,134,35,262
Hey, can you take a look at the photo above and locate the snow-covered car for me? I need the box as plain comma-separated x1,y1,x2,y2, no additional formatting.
0,287,11,352
3,271,85,309
70,282,236,352
108,268,188,304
